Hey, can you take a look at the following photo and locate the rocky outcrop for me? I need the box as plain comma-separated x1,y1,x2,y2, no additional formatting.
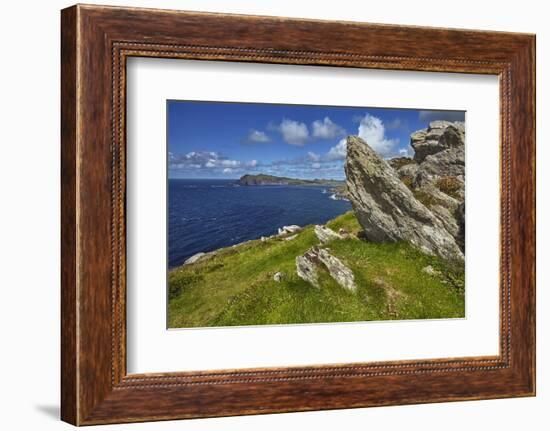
296,246,356,292
184,250,217,265
296,248,321,288
411,121,464,163
278,225,302,235
314,225,343,244
345,135,464,261
316,248,356,292
262,225,302,242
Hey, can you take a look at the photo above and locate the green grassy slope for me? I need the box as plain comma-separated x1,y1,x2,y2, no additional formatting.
168,211,465,328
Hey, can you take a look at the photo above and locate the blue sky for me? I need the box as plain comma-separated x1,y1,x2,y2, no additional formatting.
167,100,464,180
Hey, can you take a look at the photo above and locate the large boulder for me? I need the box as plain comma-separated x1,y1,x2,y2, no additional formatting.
345,136,463,261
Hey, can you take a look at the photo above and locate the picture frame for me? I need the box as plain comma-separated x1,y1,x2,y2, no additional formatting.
61,4,535,425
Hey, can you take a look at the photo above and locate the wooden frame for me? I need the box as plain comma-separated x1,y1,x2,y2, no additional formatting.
61,4,535,426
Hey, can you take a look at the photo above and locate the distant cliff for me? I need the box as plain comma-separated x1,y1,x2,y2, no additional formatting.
238,174,344,187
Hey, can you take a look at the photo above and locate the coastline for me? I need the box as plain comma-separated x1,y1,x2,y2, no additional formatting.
168,210,465,328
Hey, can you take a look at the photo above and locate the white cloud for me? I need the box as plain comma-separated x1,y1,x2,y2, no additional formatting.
311,162,321,169
169,151,254,174
326,138,348,161
245,129,271,143
307,151,320,162
357,113,399,157
311,117,346,139
220,159,240,168
272,118,310,146
324,114,400,160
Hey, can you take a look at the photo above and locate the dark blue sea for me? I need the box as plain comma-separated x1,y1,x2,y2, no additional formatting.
168,179,352,268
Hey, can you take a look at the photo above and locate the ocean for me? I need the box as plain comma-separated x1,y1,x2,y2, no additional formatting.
168,179,352,268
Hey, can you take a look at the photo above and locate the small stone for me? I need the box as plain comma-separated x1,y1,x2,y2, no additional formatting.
283,234,298,241
338,228,350,238
273,272,284,282
422,265,440,276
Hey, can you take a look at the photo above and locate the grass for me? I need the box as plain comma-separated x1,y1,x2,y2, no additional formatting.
435,176,463,200
412,189,439,208
168,211,465,328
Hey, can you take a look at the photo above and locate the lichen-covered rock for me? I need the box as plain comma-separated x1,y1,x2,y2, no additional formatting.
316,248,356,292
295,246,356,292
413,146,465,188
388,156,414,170
296,248,321,288
314,224,342,244
344,136,464,261
397,162,419,179
411,121,464,163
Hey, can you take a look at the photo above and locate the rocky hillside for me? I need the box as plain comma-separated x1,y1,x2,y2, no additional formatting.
345,121,465,261
168,211,464,328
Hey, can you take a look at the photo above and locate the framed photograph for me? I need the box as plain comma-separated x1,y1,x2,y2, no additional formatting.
61,4,535,425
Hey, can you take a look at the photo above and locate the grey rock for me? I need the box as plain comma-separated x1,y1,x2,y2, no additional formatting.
184,251,217,265
296,248,321,288
184,252,207,265
345,136,464,261
316,248,356,292
338,228,351,238
283,234,298,241
430,204,460,241
411,121,464,163
295,247,356,292
314,224,343,244
273,271,284,282
278,225,302,236
388,156,414,170
413,147,465,188
422,265,440,276
397,162,419,179
404,120,465,250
